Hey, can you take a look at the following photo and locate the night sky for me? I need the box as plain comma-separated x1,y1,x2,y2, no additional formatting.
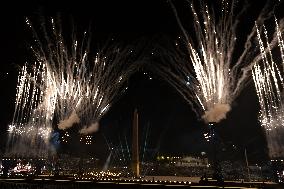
0,0,283,164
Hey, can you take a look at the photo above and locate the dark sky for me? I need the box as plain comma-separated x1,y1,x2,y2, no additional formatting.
0,0,283,164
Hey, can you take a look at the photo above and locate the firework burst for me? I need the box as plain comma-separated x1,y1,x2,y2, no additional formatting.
252,17,284,158
6,16,143,157
149,0,283,123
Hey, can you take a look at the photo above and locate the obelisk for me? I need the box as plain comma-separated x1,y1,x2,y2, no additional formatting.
132,108,139,177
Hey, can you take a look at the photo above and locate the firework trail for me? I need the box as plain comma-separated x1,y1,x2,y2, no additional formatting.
6,16,143,157
7,62,55,157
149,0,283,123
252,17,284,158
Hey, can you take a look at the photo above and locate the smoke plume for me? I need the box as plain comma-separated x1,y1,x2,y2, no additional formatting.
79,122,99,135
202,103,231,123
266,127,284,158
58,111,80,130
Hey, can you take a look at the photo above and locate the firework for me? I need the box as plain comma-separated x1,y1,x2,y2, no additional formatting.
252,18,284,158
149,0,283,123
6,16,143,157
6,61,56,157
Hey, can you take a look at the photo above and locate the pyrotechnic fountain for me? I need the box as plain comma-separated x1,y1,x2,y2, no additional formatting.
149,0,283,124
146,0,284,181
252,18,284,159
6,16,143,158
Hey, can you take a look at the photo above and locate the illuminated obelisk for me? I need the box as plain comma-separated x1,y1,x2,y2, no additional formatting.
132,108,140,177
